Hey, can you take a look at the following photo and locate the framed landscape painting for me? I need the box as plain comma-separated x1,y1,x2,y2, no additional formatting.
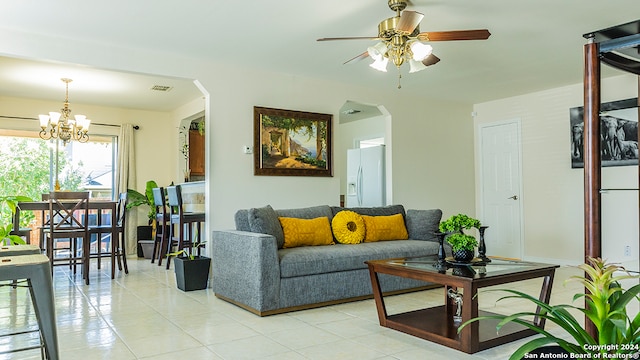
254,106,333,176
570,97,638,168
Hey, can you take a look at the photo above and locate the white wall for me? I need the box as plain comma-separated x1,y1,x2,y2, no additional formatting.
473,74,639,266
0,28,478,244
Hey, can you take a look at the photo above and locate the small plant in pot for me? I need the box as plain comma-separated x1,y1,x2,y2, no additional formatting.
439,213,481,262
168,242,210,292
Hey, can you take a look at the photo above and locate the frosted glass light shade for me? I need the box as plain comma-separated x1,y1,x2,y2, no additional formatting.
410,42,433,61
367,42,388,61
49,112,61,125
369,57,389,72
38,114,50,127
409,58,428,73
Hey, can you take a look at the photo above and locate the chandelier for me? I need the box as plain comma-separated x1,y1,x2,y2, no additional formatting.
38,78,90,145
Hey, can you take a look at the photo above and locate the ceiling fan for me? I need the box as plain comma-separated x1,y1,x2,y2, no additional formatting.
317,0,491,88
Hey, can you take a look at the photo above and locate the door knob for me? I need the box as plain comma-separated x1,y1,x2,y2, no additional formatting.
508,195,518,200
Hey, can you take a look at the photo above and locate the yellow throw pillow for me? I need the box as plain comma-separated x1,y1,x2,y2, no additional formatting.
331,210,365,244
362,213,409,242
278,217,334,248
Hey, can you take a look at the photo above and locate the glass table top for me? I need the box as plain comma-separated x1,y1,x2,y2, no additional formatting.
386,255,558,279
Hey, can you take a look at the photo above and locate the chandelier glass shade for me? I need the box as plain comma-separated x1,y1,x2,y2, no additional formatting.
38,78,90,145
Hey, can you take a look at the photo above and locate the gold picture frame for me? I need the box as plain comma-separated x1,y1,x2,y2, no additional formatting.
254,106,333,177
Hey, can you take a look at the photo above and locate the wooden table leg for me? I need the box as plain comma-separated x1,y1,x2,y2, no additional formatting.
367,264,388,326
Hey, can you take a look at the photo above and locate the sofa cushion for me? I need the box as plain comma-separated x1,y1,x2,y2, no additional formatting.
279,217,334,248
248,205,285,248
278,240,440,278
405,209,443,242
331,210,365,244
276,205,334,221
234,209,250,232
332,204,406,218
362,214,409,242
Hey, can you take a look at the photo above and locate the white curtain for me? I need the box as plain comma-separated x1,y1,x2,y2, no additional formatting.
117,124,137,255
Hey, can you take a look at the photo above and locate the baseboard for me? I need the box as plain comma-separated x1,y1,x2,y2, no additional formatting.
214,284,440,317
522,255,581,267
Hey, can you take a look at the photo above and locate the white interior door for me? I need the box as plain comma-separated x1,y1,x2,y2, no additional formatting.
480,120,523,259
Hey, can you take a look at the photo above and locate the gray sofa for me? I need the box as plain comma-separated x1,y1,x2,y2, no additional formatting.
211,204,445,316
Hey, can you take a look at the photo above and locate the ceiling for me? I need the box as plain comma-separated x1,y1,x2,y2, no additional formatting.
0,0,638,111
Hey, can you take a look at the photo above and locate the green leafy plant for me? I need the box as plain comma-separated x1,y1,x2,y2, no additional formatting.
439,214,481,251
0,195,33,245
445,233,478,251
459,257,640,359
439,213,481,233
167,241,206,260
126,180,158,224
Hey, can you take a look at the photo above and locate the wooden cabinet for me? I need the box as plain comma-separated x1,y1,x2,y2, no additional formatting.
189,130,205,176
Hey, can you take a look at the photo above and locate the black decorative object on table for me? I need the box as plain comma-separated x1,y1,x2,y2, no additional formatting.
452,249,474,263
433,232,447,272
477,226,491,263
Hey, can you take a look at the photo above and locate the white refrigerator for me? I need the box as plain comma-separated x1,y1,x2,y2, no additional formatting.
346,145,386,207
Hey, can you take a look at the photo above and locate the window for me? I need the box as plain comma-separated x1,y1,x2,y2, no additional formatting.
0,130,117,201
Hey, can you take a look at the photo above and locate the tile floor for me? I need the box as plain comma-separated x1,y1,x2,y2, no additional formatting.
0,259,637,360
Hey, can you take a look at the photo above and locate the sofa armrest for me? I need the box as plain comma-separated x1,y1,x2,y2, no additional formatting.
211,230,280,313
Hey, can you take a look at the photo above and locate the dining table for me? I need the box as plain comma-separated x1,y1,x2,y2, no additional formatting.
13,199,119,279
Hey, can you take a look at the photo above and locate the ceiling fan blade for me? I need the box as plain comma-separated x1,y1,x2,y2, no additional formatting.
422,53,440,66
396,10,424,34
343,51,369,65
417,29,491,41
317,36,378,42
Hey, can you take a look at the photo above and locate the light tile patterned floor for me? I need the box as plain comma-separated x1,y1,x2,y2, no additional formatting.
0,259,637,359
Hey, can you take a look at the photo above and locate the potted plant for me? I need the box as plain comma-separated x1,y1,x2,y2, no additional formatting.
0,195,32,246
168,242,210,291
126,180,158,257
459,257,640,359
439,213,481,262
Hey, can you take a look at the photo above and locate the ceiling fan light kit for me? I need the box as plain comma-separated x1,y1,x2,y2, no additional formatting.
318,0,491,88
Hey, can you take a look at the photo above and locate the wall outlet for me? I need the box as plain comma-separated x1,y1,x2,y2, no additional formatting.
243,146,252,154
624,245,632,257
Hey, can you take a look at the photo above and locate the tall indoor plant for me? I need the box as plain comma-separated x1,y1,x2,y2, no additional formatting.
127,180,158,257
459,257,640,359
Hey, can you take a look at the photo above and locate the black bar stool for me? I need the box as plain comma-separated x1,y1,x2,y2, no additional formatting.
165,185,205,269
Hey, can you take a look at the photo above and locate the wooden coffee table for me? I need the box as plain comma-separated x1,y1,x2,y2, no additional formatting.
365,256,559,354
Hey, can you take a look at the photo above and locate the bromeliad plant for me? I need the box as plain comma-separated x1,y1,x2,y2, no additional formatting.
459,257,640,359
439,213,481,251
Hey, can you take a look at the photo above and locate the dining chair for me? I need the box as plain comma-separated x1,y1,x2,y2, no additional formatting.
88,192,129,278
165,185,205,269
42,191,91,285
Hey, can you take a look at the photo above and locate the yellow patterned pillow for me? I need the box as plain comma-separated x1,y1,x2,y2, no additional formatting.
362,213,409,242
331,210,365,244
278,217,334,248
